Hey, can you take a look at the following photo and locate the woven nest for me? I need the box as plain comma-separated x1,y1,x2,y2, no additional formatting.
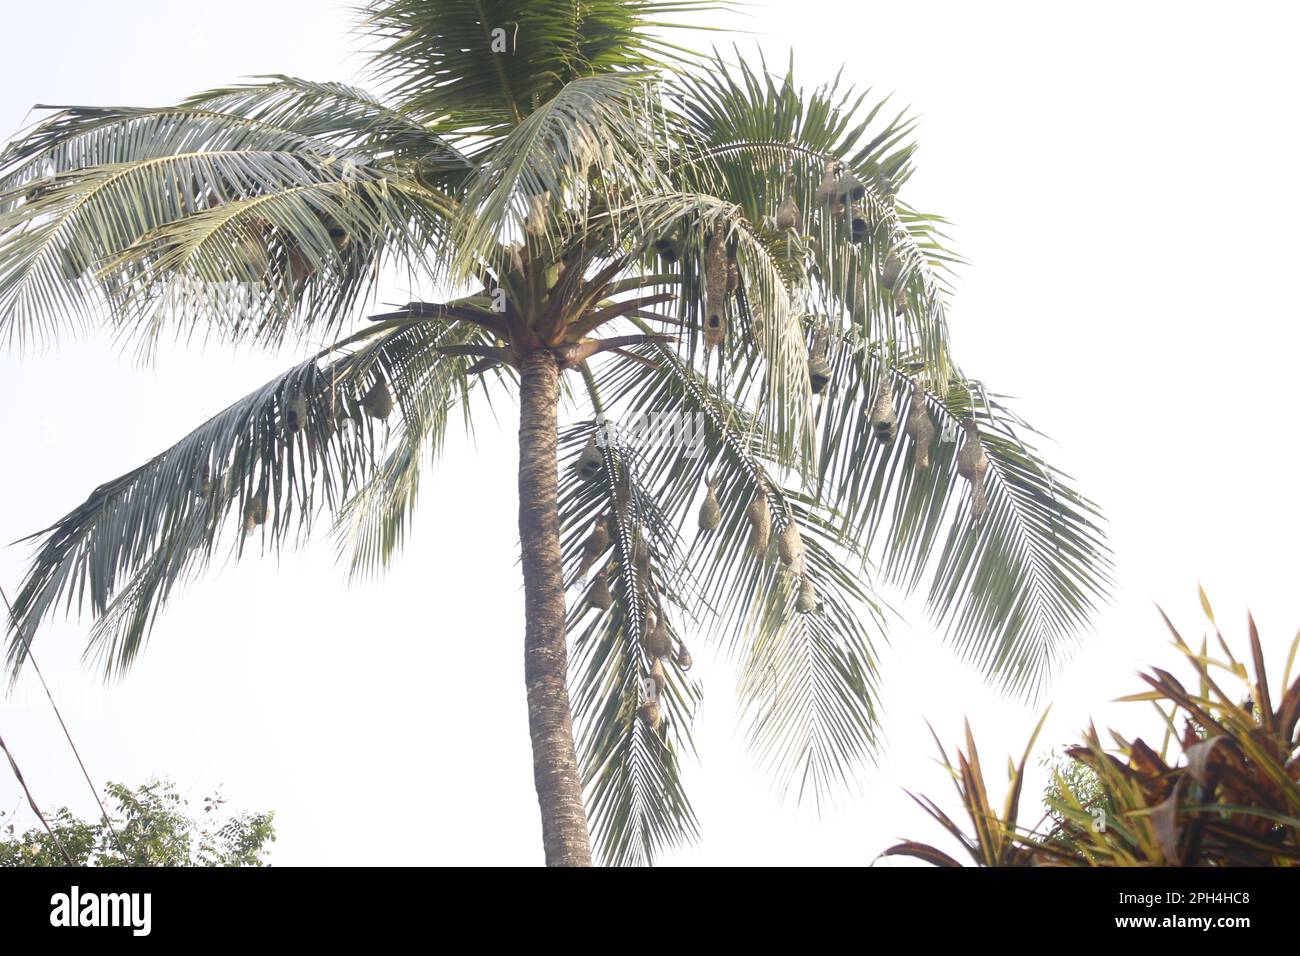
777,520,804,572
698,481,722,531
576,435,602,479
638,698,663,730
361,378,393,420
586,573,613,611
869,377,898,443
904,381,936,470
809,355,832,395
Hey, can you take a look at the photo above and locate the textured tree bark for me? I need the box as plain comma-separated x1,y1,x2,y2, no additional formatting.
517,348,593,866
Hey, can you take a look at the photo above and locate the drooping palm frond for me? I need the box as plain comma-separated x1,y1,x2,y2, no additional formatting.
733,500,885,805
5,317,491,679
562,334,887,821
559,421,702,865
668,50,959,392
601,190,818,469
807,333,1112,694
0,95,454,351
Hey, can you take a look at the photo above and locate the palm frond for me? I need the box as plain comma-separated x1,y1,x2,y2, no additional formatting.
668,49,959,392
0,100,452,351
5,318,487,679
809,335,1112,694
361,0,720,134
559,420,701,866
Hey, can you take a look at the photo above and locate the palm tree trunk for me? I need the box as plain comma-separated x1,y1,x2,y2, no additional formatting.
517,348,593,866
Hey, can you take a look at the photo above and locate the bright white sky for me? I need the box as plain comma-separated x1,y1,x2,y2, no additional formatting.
2,1,1298,866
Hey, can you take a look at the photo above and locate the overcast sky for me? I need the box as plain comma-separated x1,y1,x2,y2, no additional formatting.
2,1,1298,865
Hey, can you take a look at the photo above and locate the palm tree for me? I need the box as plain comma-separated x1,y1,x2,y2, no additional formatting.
0,1,1111,866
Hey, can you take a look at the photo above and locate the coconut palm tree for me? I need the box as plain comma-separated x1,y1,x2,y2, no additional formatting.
0,0,1111,866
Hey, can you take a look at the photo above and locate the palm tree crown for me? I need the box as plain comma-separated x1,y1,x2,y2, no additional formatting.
0,1,1111,865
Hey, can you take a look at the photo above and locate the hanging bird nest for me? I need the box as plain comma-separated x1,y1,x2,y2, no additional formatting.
638,698,663,731
836,170,866,204
777,518,804,573
869,375,898,443
649,658,668,696
796,575,818,614
775,173,803,232
881,252,903,291
703,221,728,354
850,209,869,244
361,378,393,420
808,325,832,394
904,380,936,471
956,418,990,520
578,516,611,578
698,480,722,532
809,355,832,394
703,308,726,353
815,161,840,205
645,615,673,659
586,572,613,611
284,389,307,434
575,434,603,480
243,494,267,533
746,484,771,557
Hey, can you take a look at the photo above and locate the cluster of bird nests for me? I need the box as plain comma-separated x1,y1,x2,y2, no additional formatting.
236,376,393,534
567,163,995,728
